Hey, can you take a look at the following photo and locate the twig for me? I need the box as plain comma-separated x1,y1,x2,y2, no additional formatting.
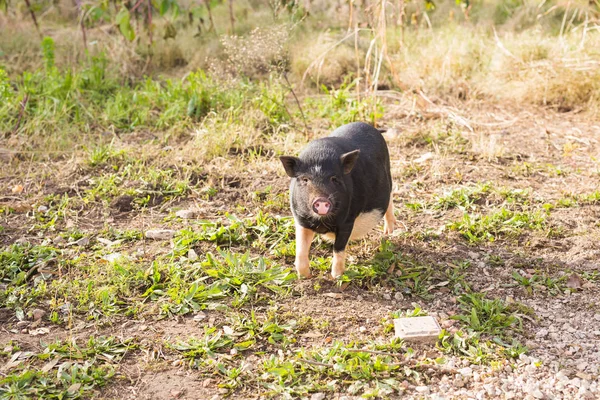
282,73,309,137
23,0,42,39
10,94,29,138
346,348,404,356
493,27,518,60
228,0,235,34
130,0,145,13
297,359,333,368
146,0,153,44
205,0,216,33
76,0,88,51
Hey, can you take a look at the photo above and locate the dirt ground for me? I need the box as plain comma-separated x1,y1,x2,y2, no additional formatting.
1,97,599,399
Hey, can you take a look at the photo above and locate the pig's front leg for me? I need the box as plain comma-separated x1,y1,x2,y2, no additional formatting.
331,225,352,278
295,224,315,278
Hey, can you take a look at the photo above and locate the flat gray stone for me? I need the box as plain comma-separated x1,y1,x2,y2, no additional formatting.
393,316,442,342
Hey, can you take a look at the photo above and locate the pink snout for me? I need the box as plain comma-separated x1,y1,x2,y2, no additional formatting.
312,198,332,215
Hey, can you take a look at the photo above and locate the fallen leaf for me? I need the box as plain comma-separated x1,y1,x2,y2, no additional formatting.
337,282,350,292
566,273,584,290
11,185,24,194
414,152,434,164
387,263,396,274
67,383,81,393
29,327,50,336
41,358,60,373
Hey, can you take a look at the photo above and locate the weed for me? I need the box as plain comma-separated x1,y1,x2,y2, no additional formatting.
448,208,547,243
453,293,522,337
438,329,527,365
512,271,566,295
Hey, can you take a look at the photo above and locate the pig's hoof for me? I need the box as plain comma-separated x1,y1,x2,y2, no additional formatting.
296,268,312,279
383,219,396,235
331,268,345,278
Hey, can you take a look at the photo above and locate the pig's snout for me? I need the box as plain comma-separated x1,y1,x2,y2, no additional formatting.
312,198,332,216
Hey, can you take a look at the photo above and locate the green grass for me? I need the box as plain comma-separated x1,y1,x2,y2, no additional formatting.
448,208,548,243
453,293,522,337
0,336,134,399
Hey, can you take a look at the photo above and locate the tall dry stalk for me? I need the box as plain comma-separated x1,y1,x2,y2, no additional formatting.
229,0,235,34
205,0,216,32
23,0,42,38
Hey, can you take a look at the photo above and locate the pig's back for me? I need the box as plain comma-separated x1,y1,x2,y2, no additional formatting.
329,122,390,174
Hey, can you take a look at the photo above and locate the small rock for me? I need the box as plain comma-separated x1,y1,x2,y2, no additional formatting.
188,248,198,261
71,237,90,247
145,229,176,240
415,386,429,394
53,236,66,245
459,367,473,377
556,370,570,381
577,362,588,371
176,210,195,219
230,348,238,356
383,293,392,300
394,292,403,301
102,253,125,263
535,328,549,339
193,312,207,321
532,389,544,399
32,309,45,321
594,314,600,322
359,326,366,333
310,393,326,400
37,205,48,213
170,390,183,399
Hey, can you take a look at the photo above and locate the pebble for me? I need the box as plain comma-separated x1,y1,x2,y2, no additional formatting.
145,229,176,240
535,328,549,339
415,386,430,394
532,389,544,399
188,249,198,261
37,205,48,213
459,367,473,377
32,309,45,321
383,293,391,300
310,394,326,400
176,210,195,219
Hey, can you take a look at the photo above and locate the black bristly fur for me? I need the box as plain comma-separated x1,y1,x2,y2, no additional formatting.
280,122,392,253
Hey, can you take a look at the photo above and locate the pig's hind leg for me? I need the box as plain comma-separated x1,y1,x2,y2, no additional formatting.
295,224,315,278
383,196,396,235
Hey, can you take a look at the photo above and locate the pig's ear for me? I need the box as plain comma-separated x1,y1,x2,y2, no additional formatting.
279,156,301,178
340,150,360,174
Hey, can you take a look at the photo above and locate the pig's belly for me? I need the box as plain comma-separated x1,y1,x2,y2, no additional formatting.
322,209,384,242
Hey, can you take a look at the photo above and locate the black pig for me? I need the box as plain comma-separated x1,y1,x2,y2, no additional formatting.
280,122,395,278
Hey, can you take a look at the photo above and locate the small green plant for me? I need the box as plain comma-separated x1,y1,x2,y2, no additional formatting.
448,208,547,243
452,293,522,337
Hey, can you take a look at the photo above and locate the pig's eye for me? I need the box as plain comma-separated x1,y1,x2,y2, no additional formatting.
330,176,340,184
